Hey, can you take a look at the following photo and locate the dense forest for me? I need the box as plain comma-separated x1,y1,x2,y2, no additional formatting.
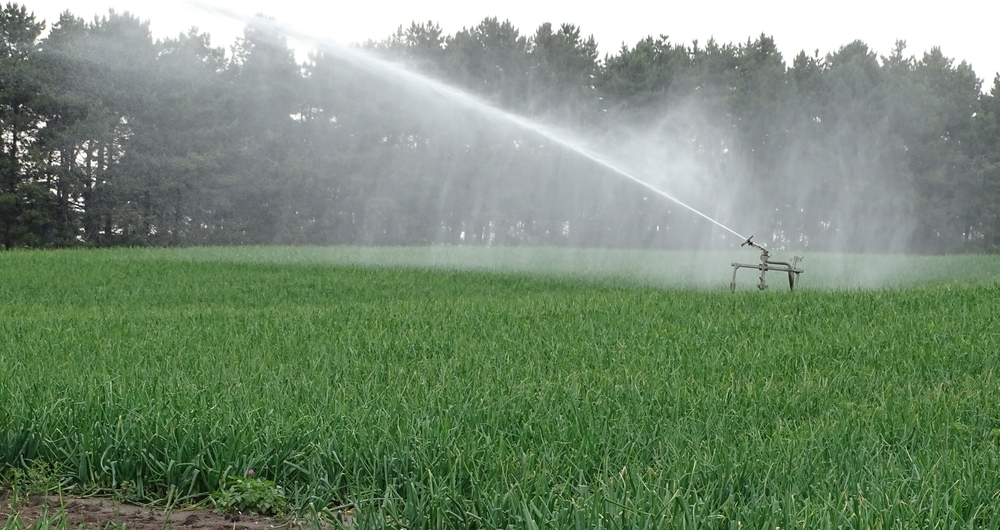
1,4,998,253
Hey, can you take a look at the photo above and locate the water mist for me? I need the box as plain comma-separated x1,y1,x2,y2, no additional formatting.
191,1,747,244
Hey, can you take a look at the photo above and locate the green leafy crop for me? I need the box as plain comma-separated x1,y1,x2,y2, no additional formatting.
3,247,1000,528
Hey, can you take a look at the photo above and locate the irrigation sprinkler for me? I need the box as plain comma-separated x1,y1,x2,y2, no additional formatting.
730,236,803,292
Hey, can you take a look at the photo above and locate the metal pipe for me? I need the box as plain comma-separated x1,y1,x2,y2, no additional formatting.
730,260,803,292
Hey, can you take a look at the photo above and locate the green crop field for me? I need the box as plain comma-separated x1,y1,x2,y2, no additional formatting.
3,247,1000,529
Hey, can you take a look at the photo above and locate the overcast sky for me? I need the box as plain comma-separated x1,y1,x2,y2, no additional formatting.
21,0,1000,84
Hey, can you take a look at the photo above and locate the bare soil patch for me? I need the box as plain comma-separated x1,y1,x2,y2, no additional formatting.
0,490,347,530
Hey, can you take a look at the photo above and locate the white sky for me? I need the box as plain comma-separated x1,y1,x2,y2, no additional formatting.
21,0,1000,84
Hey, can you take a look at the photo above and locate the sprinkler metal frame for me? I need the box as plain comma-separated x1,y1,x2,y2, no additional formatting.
730,236,803,292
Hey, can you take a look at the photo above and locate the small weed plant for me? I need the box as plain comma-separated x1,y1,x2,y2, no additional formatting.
212,471,289,516
3,460,66,502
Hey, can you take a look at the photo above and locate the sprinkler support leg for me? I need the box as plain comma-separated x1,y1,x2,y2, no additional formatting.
730,254,803,292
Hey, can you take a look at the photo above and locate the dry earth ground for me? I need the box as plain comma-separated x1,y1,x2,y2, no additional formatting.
0,491,352,530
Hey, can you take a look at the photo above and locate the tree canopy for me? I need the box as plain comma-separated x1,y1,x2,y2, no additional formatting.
1,4,997,252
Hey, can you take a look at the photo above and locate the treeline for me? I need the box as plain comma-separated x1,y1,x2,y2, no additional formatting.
1,4,998,252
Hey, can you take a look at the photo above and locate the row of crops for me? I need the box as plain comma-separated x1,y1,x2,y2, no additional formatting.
3,248,1000,528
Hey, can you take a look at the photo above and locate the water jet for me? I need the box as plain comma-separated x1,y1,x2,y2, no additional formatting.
192,2,747,244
